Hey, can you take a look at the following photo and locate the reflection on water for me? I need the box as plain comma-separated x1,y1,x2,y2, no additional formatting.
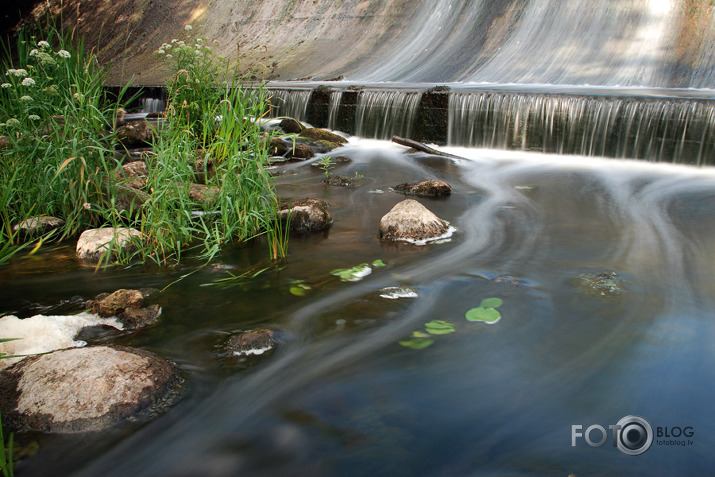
3,141,715,476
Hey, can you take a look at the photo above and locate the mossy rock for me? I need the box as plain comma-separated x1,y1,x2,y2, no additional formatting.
300,128,348,145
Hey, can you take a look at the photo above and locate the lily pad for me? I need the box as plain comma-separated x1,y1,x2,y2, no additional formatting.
331,264,372,282
399,331,435,349
372,259,386,267
465,307,502,324
479,297,503,308
424,320,456,335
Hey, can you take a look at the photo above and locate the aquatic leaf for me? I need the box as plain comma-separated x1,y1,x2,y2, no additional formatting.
425,320,456,335
331,264,372,282
411,331,431,338
398,336,434,349
479,297,503,308
289,286,306,296
465,307,502,324
372,259,386,267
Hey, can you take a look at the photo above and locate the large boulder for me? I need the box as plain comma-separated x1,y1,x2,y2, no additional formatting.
279,198,332,233
0,346,180,433
392,180,452,197
76,227,141,262
378,199,450,242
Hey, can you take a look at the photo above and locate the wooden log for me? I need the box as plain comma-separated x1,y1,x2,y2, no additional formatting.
391,136,464,160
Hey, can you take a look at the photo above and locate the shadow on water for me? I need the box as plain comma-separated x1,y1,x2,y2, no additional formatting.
4,141,715,476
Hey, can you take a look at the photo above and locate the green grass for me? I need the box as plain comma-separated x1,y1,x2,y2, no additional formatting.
0,23,287,266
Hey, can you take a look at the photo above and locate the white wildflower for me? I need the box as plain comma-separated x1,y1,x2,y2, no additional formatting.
57,49,71,59
184,25,193,31
157,49,165,55
166,54,173,59
28,114,40,121
37,40,50,49
21,77,35,87
7,69,27,78
29,49,39,56
19,95,33,102
6,118,20,127
196,38,203,44
1,83,11,89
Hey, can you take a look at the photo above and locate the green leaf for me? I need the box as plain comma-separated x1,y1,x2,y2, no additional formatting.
372,259,386,267
289,286,306,296
479,297,503,308
465,307,502,324
424,320,456,335
398,337,434,349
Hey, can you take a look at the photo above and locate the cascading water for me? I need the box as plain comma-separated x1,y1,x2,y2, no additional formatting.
353,90,422,139
447,91,715,164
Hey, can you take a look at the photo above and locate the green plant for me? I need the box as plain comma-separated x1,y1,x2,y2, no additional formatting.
0,411,13,477
0,25,133,257
137,32,286,264
465,297,504,324
317,156,335,180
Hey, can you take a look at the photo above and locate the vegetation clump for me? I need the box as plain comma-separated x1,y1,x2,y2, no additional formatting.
0,24,287,266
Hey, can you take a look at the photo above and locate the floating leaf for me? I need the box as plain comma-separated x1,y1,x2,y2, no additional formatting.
399,336,434,350
465,307,502,324
425,320,456,335
479,297,503,308
289,286,306,296
331,264,372,282
411,331,431,338
372,259,386,267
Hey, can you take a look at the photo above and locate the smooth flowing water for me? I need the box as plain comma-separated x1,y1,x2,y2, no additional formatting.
3,140,715,476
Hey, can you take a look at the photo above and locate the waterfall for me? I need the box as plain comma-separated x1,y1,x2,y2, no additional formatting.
267,89,312,119
354,90,422,139
448,92,715,164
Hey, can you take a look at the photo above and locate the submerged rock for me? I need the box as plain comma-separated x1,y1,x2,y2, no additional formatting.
226,329,276,357
575,271,625,296
392,179,452,197
280,198,332,233
86,289,162,330
12,216,65,238
0,346,181,433
75,227,141,262
378,199,450,242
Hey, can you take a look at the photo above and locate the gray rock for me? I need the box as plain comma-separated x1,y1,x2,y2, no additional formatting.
12,216,65,238
75,227,141,262
378,199,449,242
188,183,220,204
0,346,180,433
279,198,332,233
